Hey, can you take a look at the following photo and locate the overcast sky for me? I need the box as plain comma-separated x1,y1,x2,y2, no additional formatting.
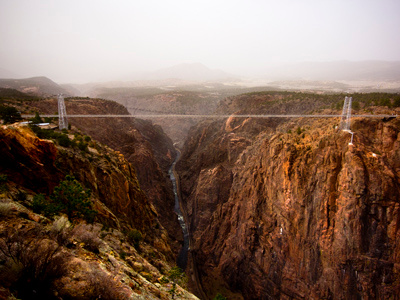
1,0,400,83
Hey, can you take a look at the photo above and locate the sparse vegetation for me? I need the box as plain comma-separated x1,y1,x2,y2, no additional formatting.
167,266,186,299
0,225,69,299
87,267,131,300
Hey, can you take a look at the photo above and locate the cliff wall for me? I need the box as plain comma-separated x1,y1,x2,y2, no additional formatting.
177,93,400,299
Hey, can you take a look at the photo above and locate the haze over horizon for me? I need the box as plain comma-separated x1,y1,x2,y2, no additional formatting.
1,0,400,83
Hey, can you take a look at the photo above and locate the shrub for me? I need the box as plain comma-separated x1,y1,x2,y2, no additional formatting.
32,194,51,214
126,229,142,249
77,141,88,152
0,105,22,124
51,175,96,222
159,276,169,284
72,224,102,253
0,226,69,299
30,112,43,124
168,266,184,282
32,176,97,223
56,134,71,147
0,201,13,216
213,293,227,300
49,216,73,246
86,267,130,300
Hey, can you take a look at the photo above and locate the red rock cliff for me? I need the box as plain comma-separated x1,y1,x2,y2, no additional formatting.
177,93,400,299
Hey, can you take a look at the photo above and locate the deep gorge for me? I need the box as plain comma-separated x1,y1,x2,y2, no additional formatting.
2,90,400,299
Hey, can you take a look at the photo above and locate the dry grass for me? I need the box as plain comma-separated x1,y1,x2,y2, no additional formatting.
0,201,13,216
72,223,103,253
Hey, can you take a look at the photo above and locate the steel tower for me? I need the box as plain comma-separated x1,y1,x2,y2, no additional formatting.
340,96,352,131
58,94,68,130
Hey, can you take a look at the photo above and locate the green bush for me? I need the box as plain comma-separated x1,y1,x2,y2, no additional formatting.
51,175,96,222
30,112,43,124
32,176,96,222
56,134,71,147
127,229,142,248
213,293,227,300
0,105,22,124
77,141,88,152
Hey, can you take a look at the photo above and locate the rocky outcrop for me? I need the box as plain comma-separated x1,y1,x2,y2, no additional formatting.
29,97,183,254
177,93,400,299
0,124,167,249
0,124,197,299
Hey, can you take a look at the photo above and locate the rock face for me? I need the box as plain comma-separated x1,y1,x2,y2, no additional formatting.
0,124,165,249
0,124,197,299
29,97,183,254
177,93,400,299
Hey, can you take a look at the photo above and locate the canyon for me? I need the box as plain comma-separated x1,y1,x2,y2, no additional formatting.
177,92,400,299
1,88,400,299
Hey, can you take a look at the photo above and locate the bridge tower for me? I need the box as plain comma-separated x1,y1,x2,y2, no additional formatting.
340,96,352,131
58,94,68,130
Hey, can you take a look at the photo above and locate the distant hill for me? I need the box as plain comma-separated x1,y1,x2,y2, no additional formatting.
140,63,236,82
0,88,39,100
263,60,400,81
0,76,70,96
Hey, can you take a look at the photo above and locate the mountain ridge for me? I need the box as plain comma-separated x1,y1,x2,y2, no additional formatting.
0,76,70,96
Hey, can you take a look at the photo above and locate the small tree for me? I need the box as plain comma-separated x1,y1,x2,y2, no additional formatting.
51,175,96,222
32,176,96,222
30,112,43,124
0,105,22,124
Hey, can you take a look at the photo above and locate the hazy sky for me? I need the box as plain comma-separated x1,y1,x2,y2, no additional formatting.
1,0,400,83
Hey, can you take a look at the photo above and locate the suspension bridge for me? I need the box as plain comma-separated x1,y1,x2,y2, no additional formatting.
21,95,397,125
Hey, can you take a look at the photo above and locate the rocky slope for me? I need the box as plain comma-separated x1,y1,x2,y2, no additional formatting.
28,97,183,254
176,92,400,299
0,123,197,299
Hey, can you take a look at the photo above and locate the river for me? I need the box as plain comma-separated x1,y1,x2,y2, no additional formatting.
168,150,190,269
